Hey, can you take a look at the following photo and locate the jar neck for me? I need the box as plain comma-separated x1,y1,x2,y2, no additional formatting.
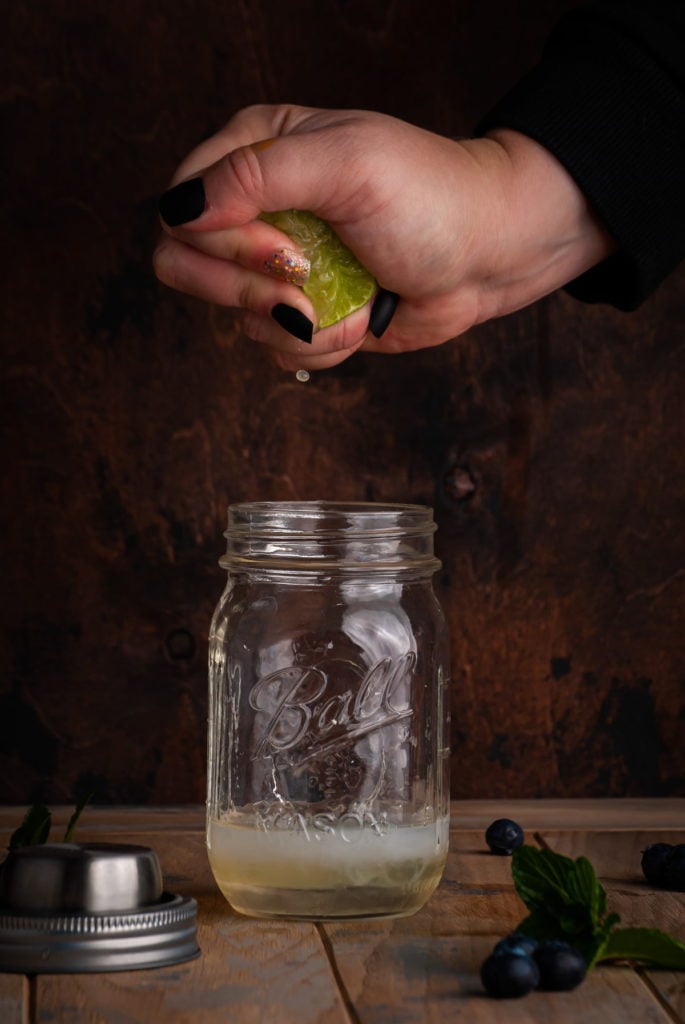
219,502,441,577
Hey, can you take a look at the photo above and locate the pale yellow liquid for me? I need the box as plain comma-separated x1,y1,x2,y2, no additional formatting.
208,814,449,919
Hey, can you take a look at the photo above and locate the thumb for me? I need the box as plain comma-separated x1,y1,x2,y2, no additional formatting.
158,133,342,231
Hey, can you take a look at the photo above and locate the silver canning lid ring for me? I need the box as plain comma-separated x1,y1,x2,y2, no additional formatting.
0,892,199,973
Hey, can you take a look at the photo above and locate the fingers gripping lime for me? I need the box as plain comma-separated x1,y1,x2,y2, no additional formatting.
260,210,377,327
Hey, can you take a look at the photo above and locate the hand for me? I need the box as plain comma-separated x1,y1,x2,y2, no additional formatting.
153,105,614,371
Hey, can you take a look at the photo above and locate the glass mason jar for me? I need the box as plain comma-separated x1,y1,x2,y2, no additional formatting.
207,502,450,920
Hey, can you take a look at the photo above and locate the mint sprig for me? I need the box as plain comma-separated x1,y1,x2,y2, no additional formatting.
8,795,93,851
512,844,685,969
600,927,685,969
9,803,52,850
63,791,94,843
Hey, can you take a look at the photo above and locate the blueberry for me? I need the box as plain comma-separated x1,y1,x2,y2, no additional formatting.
662,845,685,892
641,843,673,886
534,940,586,991
480,952,539,998
494,933,539,958
485,818,525,855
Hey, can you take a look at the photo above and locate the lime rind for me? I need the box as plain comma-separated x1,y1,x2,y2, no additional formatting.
259,209,377,328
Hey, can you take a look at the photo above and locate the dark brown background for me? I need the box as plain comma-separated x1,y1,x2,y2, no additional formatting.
1,0,683,805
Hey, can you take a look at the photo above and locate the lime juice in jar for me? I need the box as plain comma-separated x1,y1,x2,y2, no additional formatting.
208,808,449,919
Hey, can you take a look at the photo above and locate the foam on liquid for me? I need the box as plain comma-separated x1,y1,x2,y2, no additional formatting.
208,813,449,919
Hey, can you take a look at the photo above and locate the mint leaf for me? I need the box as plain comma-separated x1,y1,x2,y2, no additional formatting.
512,845,623,967
511,843,685,973
565,856,605,925
517,908,569,940
588,913,622,968
9,804,52,850
63,791,93,843
512,846,598,933
512,846,577,913
597,928,685,969
517,908,608,966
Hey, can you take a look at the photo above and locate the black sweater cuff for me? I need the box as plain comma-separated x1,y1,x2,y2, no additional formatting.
477,7,685,310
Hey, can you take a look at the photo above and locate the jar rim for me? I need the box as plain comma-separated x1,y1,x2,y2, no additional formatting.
229,500,433,512
227,501,436,528
221,501,440,575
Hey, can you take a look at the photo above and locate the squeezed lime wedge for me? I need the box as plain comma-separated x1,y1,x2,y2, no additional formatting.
260,210,377,328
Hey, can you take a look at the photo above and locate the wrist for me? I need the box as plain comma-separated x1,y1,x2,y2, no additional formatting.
469,128,616,320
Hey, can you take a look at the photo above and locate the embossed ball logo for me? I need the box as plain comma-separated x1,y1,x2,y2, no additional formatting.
248,652,416,767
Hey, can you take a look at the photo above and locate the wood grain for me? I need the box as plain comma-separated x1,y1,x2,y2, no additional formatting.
36,864,349,1024
0,975,25,1024
3,805,685,1022
1,0,684,806
644,970,685,1022
35,916,348,1024
3,798,683,836
319,930,674,1023
538,829,685,937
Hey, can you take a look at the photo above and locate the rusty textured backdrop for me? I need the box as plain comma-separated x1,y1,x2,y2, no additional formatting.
1,0,684,804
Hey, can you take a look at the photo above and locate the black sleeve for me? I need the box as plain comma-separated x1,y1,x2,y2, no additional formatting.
476,1,685,310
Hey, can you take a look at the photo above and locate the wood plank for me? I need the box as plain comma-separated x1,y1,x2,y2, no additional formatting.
539,830,685,938
0,805,205,835
2,799,684,838
643,969,685,1021
451,799,685,832
539,830,685,882
446,831,519,887
4,806,685,1024
320,930,673,1023
405,884,524,939
0,975,25,1024
35,892,349,1024
28,829,348,1023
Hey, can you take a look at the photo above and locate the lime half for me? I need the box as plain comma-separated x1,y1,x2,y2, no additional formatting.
260,210,377,328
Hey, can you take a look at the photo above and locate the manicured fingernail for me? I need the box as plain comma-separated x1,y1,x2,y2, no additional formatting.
158,178,206,226
271,304,313,343
264,249,311,286
369,289,399,338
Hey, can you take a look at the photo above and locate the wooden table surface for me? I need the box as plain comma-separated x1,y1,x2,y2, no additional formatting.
1,800,684,1023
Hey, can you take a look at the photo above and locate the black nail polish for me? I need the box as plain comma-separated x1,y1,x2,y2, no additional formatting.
158,178,206,227
369,289,399,338
271,304,313,343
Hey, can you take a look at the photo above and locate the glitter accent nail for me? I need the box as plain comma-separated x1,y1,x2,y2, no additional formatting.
264,249,310,286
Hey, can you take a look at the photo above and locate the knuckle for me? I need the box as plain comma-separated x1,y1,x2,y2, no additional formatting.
240,311,267,342
326,314,366,353
223,145,266,204
236,277,257,312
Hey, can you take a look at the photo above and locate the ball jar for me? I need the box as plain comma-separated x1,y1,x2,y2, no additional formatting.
207,502,450,919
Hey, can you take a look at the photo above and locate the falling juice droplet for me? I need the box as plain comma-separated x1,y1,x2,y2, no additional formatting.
296,369,310,383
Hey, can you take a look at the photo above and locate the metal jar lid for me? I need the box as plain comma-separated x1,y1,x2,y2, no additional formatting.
0,843,199,973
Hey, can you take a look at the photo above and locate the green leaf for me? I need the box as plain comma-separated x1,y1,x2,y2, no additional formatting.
512,845,626,969
512,845,577,913
517,908,570,941
63,791,93,843
516,908,601,966
597,928,685,969
512,846,597,933
511,844,685,973
9,804,52,850
566,856,605,927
